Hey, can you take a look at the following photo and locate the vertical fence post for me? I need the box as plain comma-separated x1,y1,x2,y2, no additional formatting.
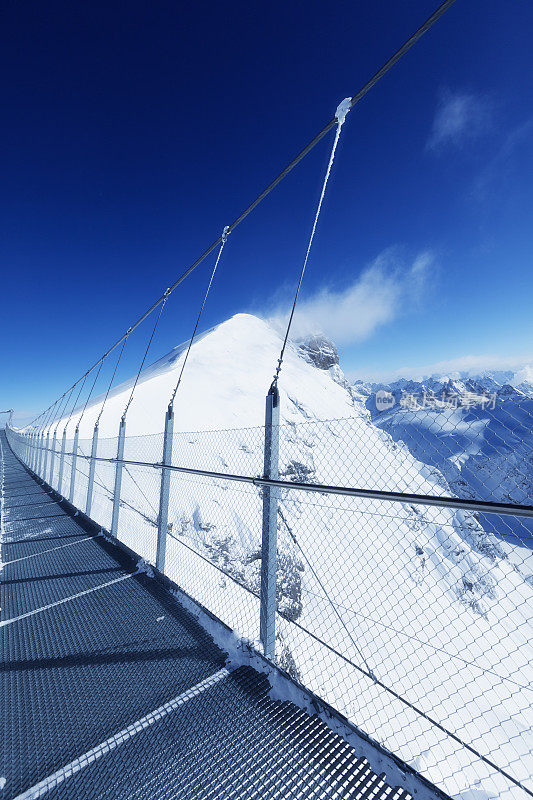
86,424,99,516
69,425,80,504
260,384,280,659
58,427,67,496
48,430,58,486
110,416,126,538
156,405,174,572
37,432,43,476
42,430,50,483
39,431,46,477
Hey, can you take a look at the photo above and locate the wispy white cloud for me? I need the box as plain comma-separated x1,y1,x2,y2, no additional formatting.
472,117,533,200
427,90,491,152
355,353,533,384
269,248,434,346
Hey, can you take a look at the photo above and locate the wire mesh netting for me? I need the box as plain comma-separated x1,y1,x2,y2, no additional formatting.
172,427,264,478
6,399,533,800
165,471,262,645
278,401,533,503
0,430,415,800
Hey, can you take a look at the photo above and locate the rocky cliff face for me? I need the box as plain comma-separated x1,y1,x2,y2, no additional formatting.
297,333,339,370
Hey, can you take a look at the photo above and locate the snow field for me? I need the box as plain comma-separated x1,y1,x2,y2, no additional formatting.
11,314,533,799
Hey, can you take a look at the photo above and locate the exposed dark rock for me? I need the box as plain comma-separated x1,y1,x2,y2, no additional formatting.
281,459,315,483
297,334,339,370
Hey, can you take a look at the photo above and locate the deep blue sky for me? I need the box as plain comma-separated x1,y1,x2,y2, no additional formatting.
2,0,532,424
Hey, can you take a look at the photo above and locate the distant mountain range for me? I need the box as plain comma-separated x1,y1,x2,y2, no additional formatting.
355,367,533,404
354,368,533,557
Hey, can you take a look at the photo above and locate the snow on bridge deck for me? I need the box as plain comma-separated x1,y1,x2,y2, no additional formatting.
0,431,411,800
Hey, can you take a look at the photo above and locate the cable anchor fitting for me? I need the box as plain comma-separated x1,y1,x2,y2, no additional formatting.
335,97,352,127
221,225,230,244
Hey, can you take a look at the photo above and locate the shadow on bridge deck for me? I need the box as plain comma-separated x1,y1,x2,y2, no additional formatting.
0,431,411,800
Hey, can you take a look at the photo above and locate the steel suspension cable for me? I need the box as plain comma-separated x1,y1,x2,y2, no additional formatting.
45,396,64,432
63,373,89,433
52,387,75,435
95,330,131,428
41,400,59,434
77,361,105,431
271,99,350,389
278,505,376,679
121,293,170,421
168,227,229,410
27,0,457,427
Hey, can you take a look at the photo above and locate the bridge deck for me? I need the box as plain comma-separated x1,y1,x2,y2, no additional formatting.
1,432,409,800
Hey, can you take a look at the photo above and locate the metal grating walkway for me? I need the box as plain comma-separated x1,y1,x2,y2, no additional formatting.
1,432,411,800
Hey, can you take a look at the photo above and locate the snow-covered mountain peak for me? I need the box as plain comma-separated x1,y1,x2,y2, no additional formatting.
61,313,356,439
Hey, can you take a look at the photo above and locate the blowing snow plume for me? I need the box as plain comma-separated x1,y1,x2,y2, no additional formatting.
269,248,433,346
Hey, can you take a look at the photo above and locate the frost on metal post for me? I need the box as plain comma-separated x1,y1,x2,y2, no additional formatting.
260,384,280,659
111,416,126,538
58,427,67,496
36,431,44,476
69,426,80,504
86,424,99,517
34,431,41,472
30,431,36,471
48,430,57,486
42,431,50,483
156,406,174,572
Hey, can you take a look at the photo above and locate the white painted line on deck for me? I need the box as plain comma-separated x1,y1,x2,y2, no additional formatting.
2,536,96,566
0,573,134,628
10,667,230,800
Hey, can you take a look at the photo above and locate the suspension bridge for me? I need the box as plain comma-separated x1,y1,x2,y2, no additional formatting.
3,2,533,799
1,431,423,800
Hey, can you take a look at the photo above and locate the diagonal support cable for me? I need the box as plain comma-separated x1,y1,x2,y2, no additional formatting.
168,226,230,410
271,99,350,390
121,293,170,421
278,504,376,680
95,329,132,428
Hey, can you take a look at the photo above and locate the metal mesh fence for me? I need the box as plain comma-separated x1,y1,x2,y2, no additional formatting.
91,435,117,532
172,426,264,478
165,471,262,645
73,435,93,511
366,391,533,505
273,491,533,798
0,425,414,800
6,400,533,800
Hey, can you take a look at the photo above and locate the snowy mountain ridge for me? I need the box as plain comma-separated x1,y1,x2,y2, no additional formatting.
355,365,533,516
36,314,533,799
355,367,533,402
